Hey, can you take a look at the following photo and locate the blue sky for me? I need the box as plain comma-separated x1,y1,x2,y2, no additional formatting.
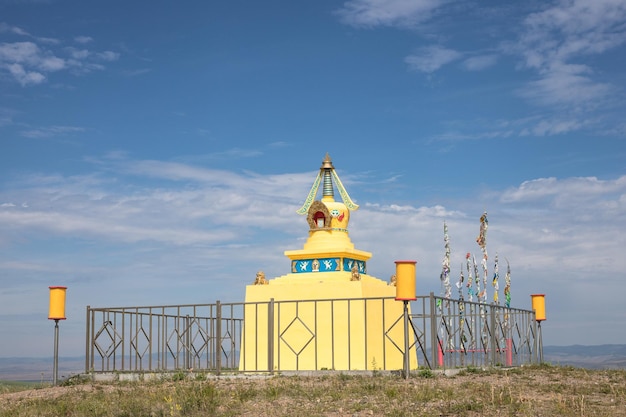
1,0,625,358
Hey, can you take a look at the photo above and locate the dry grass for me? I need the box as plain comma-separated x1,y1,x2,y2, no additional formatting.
1,364,625,416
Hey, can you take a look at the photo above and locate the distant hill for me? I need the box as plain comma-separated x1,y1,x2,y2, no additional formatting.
0,357,84,382
543,344,626,369
1,344,624,381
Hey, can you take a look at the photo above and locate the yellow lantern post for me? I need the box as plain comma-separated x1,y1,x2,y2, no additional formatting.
395,260,416,379
530,294,546,364
530,294,546,322
48,286,67,385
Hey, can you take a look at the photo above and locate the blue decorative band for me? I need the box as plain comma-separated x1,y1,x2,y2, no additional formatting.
291,257,366,274
343,258,366,274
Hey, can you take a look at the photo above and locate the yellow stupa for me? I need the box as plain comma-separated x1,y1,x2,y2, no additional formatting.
240,153,417,371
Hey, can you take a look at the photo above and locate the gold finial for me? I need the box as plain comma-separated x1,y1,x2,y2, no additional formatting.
321,153,334,170
253,271,268,285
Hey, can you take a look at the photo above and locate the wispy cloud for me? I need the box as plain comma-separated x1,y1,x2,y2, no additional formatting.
0,27,120,86
19,125,85,138
516,64,612,108
0,209,232,245
0,159,310,248
431,114,597,142
512,0,626,109
518,117,591,137
336,0,625,140
74,35,93,44
121,68,151,77
500,176,626,206
0,42,57,85
335,0,447,28
0,22,30,36
96,51,120,61
405,45,462,72
462,54,497,71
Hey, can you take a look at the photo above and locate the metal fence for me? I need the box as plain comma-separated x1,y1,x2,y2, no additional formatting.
427,295,540,369
85,293,541,374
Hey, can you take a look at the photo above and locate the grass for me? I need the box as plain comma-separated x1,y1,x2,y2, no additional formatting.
0,381,44,395
1,365,625,416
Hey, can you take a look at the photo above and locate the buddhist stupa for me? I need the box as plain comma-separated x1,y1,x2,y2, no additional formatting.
240,154,417,371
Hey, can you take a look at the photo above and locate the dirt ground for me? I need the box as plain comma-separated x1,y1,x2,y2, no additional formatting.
2,367,625,416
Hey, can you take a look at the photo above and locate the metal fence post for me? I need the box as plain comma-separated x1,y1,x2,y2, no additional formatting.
533,315,538,364
85,306,90,373
490,306,497,366
91,309,95,372
216,301,222,375
538,322,544,364
429,292,438,369
268,298,275,373
183,315,189,370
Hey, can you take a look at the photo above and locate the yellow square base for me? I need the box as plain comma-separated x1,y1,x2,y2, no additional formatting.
240,273,418,371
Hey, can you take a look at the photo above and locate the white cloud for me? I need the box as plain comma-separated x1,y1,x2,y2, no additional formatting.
0,107,15,127
39,55,65,71
6,63,45,85
405,45,462,72
96,51,120,61
0,41,62,84
431,113,598,142
335,0,447,28
517,65,612,108
0,41,41,64
514,0,626,108
462,54,497,71
67,48,90,60
74,36,93,44
0,34,120,86
19,125,85,138
0,209,232,245
522,0,626,56
0,23,29,36
500,176,626,205
0,158,312,246
121,68,151,77
519,117,588,136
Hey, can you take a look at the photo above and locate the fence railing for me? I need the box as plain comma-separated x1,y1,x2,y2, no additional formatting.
85,302,244,374
85,294,540,374
427,295,539,369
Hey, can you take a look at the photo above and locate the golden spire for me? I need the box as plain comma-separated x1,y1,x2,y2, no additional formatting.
296,154,359,215
321,152,334,169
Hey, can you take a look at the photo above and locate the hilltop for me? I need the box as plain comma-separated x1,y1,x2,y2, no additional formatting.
1,365,625,416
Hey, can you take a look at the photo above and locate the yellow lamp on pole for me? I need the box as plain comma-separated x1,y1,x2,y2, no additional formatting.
48,286,67,321
530,294,546,322
394,260,416,379
48,286,67,386
394,260,417,301
530,293,546,364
